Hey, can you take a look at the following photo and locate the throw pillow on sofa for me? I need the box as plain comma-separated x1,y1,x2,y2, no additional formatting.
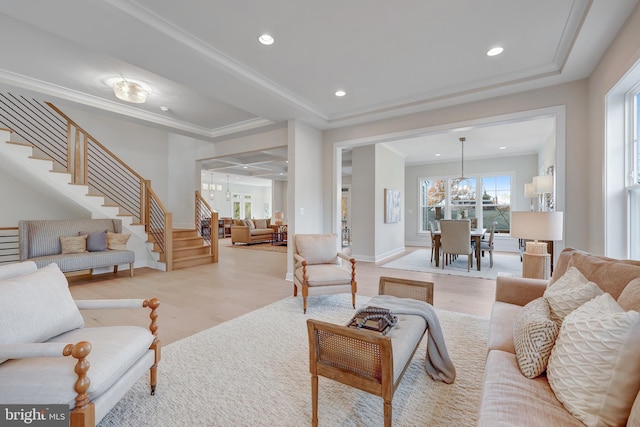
513,297,560,378
254,219,268,229
617,277,640,312
543,267,602,325
107,232,131,250
79,230,108,252
547,293,640,427
60,235,88,254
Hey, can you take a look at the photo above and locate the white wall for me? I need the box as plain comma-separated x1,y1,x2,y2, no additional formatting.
351,145,376,259
0,162,90,225
588,3,640,257
288,120,324,280
375,144,405,260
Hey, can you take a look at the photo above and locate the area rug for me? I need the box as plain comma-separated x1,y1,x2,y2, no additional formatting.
382,249,521,280
225,241,287,253
99,294,488,427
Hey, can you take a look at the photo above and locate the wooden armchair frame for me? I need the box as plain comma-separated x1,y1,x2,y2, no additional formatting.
306,278,433,426
0,298,160,427
293,251,357,313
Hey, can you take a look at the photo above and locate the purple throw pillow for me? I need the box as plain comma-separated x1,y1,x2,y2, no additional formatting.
79,230,108,252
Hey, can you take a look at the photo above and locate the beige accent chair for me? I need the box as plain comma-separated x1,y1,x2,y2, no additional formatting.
293,234,357,313
0,261,160,427
439,219,473,271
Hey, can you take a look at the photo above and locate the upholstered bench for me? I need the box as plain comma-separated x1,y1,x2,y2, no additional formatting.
306,278,439,427
19,219,135,276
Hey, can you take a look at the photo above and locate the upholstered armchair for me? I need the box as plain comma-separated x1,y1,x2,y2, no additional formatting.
0,261,160,427
293,234,357,313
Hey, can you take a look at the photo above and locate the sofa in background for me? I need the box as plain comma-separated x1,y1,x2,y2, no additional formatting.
230,218,276,244
19,218,135,276
478,248,640,426
0,261,160,426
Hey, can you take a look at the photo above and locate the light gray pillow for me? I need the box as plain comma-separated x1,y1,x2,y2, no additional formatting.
0,263,84,363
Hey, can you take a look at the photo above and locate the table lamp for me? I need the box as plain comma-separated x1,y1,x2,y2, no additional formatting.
511,211,564,279
274,211,283,226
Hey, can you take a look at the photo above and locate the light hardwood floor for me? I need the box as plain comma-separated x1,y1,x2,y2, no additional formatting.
68,239,496,345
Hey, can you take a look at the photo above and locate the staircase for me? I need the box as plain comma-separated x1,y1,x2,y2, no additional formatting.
0,93,218,271
171,229,217,269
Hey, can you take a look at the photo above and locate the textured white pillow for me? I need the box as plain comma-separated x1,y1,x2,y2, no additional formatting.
513,297,560,378
547,293,640,427
543,266,603,324
0,263,84,362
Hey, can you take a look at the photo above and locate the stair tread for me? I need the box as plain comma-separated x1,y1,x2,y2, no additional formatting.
6,140,33,147
173,253,215,262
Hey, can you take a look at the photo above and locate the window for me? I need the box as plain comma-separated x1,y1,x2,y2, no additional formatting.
481,175,512,233
629,90,640,258
232,194,253,219
419,174,512,233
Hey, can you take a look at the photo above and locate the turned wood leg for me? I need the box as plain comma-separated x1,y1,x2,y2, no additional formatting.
302,284,309,314
384,400,392,427
311,374,319,427
113,265,118,273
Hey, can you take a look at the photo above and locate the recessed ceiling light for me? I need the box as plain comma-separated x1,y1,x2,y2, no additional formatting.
487,47,504,57
258,34,274,46
242,165,248,169
499,146,507,150
335,90,346,97
435,153,441,157
160,106,169,112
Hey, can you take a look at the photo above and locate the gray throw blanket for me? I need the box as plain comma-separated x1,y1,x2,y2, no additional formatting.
365,295,456,384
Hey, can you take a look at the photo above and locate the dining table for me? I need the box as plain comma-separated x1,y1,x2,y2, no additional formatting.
432,228,487,271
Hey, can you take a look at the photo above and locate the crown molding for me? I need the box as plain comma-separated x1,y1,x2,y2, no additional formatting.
0,69,273,140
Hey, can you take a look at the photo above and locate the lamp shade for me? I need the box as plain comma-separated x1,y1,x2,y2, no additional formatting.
511,211,564,241
533,175,553,194
524,182,535,198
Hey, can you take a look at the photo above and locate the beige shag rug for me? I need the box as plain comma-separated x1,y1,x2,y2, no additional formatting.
99,294,488,427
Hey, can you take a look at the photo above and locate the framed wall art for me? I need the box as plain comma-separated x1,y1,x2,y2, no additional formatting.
384,188,401,223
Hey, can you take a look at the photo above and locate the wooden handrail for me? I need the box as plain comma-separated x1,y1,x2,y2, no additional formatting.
0,94,179,271
195,191,219,263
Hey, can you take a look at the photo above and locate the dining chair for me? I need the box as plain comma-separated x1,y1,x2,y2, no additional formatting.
439,219,473,271
480,221,497,267
428,221,437,263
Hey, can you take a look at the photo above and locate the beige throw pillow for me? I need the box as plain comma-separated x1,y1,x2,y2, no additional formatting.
253,219,267,229
547,293,640,427
106,232,131,250
617,277,640,312
513,297,560,378
60,235,87,254
543,267,603,324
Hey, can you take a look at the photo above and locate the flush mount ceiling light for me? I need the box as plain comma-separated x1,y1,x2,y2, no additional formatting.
258,34,274,45
112,79,148,103
335,90,346,97
486,47,504,57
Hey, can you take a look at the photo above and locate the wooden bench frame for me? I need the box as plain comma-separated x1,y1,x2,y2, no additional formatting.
306,277,434,426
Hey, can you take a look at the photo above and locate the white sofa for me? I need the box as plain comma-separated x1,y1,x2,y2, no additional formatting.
0,261,160,426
